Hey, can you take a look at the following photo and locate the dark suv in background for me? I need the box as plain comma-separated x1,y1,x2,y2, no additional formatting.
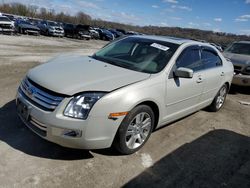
63,23,91,40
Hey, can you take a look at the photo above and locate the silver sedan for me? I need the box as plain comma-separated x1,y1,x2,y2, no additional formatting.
16,36,234,154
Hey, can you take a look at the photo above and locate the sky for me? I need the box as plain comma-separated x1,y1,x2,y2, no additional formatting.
2,0,250,35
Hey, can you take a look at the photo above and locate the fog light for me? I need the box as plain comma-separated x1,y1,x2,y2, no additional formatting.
62,129,82,138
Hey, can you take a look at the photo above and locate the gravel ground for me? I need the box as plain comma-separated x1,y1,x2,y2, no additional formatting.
0,34,249,188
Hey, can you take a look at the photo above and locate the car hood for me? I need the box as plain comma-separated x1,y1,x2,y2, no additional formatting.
223,52,250,66
50,26,63,30
19,24,40,30
27,55,150,95
0,21,12,25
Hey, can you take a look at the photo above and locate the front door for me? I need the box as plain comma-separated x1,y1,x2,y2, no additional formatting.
163,45,205,123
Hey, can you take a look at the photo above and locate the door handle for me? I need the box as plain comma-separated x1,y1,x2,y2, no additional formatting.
196,76,203,83
221,72,225,76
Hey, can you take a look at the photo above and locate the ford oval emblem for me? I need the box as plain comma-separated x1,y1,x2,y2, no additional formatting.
27,86,35,96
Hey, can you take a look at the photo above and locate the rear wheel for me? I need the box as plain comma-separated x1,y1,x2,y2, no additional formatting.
208,84,228,112
114,105,154,154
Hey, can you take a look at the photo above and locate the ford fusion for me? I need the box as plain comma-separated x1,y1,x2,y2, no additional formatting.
16,36,233,154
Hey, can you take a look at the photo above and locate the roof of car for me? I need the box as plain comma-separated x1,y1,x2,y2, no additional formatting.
235,41,250,44
130,35,196,45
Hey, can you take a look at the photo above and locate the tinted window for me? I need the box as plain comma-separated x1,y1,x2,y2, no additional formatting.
225,42,250,55
202,49,222,69
176,47,203,71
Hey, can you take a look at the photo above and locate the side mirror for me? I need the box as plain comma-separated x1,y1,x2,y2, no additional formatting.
174,67,194,78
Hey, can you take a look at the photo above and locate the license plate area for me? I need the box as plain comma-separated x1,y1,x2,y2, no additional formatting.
17,99,30,121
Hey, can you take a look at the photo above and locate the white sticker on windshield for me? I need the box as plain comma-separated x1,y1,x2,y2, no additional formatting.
150,43,170,51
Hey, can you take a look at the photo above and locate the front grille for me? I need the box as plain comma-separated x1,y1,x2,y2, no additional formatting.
234,65,242,71
0,24,12,29
19,77,64,111
233,65,242,74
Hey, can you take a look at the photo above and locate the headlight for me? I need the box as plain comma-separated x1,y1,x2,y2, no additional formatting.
64,92,106,119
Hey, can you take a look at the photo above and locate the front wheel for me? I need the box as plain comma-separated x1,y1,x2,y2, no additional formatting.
113,105,154,155
208,84,228,112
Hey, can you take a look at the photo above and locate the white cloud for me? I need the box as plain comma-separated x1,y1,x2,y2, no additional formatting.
240,29,250,35
213,28,221,33
245,0,250,4
170,16,182,20
152,5,159,8
188,22,199,28
203,22,212,26
163,0,178,4
234,14,250,22
214,18,222,22
241,14,250,19
76,1,100,9
160,22,169,26
171,5,192,11
235,18,248,22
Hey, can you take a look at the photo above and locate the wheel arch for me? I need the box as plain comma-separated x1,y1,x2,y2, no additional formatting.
135,100,160,130
224,81,230,91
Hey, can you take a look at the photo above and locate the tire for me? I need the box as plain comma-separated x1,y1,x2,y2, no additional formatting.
113,105,155,155
46,30,49,36
208,84,228,112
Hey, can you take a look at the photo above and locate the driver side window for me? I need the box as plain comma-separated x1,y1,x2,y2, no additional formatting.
176,47,203,72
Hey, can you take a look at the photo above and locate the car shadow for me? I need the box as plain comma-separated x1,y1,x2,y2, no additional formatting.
123,129,250,188
229,85,250,95
0,100,93,160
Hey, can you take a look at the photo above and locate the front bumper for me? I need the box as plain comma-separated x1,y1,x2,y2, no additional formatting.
232,73,250,86
23,29,40,35
49,30,64,37
16,89,123,149
0,28,15,33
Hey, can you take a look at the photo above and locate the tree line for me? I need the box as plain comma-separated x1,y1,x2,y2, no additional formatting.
1,2,249,46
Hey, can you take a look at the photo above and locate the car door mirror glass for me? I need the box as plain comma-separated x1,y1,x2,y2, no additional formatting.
174,67,194,78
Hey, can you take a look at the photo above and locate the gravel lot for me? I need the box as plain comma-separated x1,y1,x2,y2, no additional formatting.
0,35,249,188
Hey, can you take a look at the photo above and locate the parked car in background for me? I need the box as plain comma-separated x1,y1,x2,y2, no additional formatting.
116,28,126,35
28,18,41,27
75,24,91,40
210,43,223,52
0,16,15,34
126,31,139,35
223,41,250,86
16,36,233,155
15,19,40,35
89,28,100,39
2,13,15,22
38,20,64,37
96,28,114,40
108,29,124,38
63,23,75,38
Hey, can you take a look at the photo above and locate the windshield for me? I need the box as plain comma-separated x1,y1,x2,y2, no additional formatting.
225,42,250,56
0,17,10,22
92,37,179,74
19,20,31,25
48,21,58,26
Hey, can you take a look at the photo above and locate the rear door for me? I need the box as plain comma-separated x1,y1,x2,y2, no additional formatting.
164,45,205,123
199,47,225,104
